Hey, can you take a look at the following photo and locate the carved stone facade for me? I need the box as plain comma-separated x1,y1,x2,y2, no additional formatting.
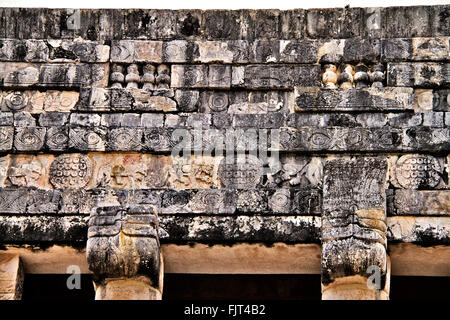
0,6,449,301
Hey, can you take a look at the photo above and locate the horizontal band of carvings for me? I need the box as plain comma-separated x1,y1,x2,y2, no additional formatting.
1,88,448,114
0,215,448,244
388,190,450,216
0,7,448,40
0,63,109,88
171,64,321,89
294,87,414,111
0,154,447,191
0,39,110,63
387,63,450,88
0,187,322,216
0,126,448,152
2,38,449,65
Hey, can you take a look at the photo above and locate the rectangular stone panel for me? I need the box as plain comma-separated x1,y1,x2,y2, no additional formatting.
110,40,163,63
294,87,414,112
387,63,450,88
0,254,24,300
392,190,450,216
0,63,109,88
382,38,450,62
233,64,321,89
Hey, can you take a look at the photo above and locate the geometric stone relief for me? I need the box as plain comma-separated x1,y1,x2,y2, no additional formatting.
49,154,92,189
169,155,219,189
14,127,46,151
218,154,263,189
0,127,14,152
390,154,445,189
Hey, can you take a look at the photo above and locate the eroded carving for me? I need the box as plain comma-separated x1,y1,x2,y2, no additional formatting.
391,154,442,189
49,154,92,189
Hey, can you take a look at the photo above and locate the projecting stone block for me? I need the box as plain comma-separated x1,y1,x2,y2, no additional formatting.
294,87,414,112
0,188,27,214
0,254,24,300
387,216,450,244
392,190,450,216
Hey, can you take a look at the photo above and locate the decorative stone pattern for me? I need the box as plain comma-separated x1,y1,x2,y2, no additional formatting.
0,6,449,301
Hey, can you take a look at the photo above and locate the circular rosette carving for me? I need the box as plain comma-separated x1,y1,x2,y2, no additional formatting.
219,155,263,189
394,155,442,189
269,189,291,213
208,92,228,112
4,91,29,111
50,154,93,189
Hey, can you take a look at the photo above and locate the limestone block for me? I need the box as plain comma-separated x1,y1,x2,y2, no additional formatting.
249,40,280,63
294,87,414,112
39,112,69,127
69,127,106,151
433,89,450,111
389,154,445,189
168,155,219,189
90,153,147,190
0,189,27,214
234,64,321,89
14,127,46,151
384,6,432,38
279,40,317,63
0,127,14,152
111,40,163,63
392,190,450,216
194,41,234,63
322,157,388,300
46,40,110,62
387,216,450,244
107,128,143,151
343,39,381,63
387,63,450,88
307,8,361,38
6,155,53,189
174,90,199,112
46,126,69,151
171,65,208,88
26,189,61,214
0,254,24,300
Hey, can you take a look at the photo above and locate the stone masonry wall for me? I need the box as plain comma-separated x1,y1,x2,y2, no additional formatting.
0,7,449,251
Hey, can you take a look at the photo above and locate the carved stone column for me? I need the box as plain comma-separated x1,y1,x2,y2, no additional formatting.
87,205,163,300
0,254,24,300
321,157,390,300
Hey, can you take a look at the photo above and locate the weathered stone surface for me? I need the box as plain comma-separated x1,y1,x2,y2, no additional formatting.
0,254,24,300
384,6,432,38
322,157,388,299
111,40,162,63
306,8,361,39
45,126,69,151
233,64,321,89
174,90,199,112
218,155,263,189
170,65,208,88
387,216,450,244
0,63,109,87
14,127,45,151
69,127,106,151
0,127,14,151
87,205,162,300
389,155,445,189
433,89,450,111
278,127,403,152
0,189,27,214
26,189,61,214
49,154,93,189
294,87,414,112
107,128,143,151
387,63,450,88
391,190,450,216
